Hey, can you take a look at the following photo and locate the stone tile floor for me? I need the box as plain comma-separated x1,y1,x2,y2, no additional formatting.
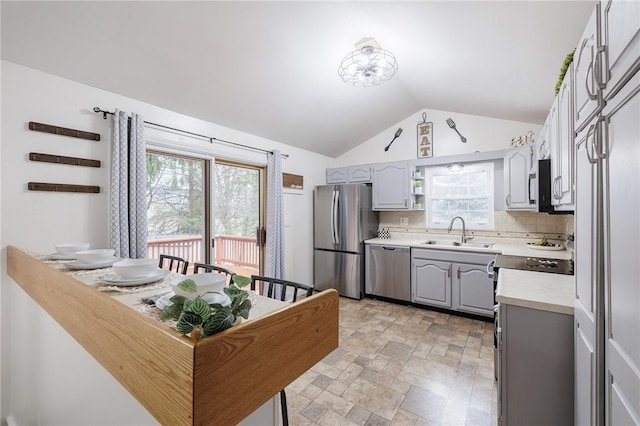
285,297,497,425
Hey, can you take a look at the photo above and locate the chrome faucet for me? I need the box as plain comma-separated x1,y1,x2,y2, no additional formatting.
448,216,467,244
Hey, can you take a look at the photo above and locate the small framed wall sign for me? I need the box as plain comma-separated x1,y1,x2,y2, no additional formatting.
417,112,433,158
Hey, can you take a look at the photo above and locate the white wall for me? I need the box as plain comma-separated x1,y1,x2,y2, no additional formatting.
0,60,332,425
335,109,542,165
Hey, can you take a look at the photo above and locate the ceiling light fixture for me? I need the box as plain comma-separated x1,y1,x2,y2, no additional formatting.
338,37,398,87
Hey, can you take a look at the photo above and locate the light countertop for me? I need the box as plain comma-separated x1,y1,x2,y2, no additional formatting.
496,268,574,315
365,233,573,260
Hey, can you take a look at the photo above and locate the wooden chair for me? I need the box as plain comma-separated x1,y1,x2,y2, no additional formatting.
249,275,315,426
192,262,236,285
158,254,189,275
249,275,314,302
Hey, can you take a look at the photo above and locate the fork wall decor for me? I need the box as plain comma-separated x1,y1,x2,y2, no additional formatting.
417,112,433,158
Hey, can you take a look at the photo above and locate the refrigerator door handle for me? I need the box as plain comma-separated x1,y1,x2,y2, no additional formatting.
331,190,338,245
334,190,340,244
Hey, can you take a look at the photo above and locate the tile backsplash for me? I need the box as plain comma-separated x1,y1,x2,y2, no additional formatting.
379,210,574,238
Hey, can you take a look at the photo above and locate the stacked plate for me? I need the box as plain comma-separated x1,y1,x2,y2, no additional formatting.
99,258,168,287
64,249,120,270
49,243,90,260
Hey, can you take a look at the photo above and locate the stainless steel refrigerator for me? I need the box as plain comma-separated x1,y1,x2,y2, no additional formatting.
314,184,378,299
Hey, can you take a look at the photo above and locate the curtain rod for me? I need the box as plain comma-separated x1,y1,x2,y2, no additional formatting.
92,107,289,158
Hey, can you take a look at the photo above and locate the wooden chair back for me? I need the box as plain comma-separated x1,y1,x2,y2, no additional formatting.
158,254,189,275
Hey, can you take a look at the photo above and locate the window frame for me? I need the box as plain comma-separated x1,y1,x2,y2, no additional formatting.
425,162,495,230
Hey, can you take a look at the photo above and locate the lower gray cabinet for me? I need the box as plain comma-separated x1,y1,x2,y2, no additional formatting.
455,263,495,316
412,258,451,308
411,249,495,317
498,303,574,425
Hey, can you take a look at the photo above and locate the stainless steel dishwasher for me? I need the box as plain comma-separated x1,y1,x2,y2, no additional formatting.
365,245,411,301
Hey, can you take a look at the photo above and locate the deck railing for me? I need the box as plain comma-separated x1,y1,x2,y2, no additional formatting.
147,236,204,263
147,235,259,270
215,235,260,268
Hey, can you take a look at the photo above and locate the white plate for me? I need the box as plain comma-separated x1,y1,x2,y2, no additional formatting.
48,252,78,260
526,243,565,251
64,257,121,270
99,270,169,287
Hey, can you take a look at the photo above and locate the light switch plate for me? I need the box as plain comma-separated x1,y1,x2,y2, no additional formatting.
400,217,409,225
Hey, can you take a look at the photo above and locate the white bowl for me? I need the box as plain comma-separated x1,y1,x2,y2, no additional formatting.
75,249,115,264
172,273,227,300
55,243,90,255
112,258,158,279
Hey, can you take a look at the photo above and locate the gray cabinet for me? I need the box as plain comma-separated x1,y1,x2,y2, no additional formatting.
574,5,602,132
326,165,372,184
552,63,575,209
602,71,640,426
372,162,409,210
601,0,640,102
455,263,495,316
572,4,640,423
412,258,451,308
503,145,535,210
411,248,495,317
497,303,574,426
347,165,371,183
326,167,348,183
574,122,600,426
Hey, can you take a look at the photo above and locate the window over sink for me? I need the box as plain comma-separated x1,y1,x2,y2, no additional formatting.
426,162,494,230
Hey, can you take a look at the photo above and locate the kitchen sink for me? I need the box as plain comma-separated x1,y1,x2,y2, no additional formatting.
422,240,461,246
421,240,494,249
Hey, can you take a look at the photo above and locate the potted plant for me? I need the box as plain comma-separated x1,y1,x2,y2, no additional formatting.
414,181,423,194
159,275,253,340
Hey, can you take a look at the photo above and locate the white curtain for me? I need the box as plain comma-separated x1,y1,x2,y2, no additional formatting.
265,150,285,279
110,110,147,259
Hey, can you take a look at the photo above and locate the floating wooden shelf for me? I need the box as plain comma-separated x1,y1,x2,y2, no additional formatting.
28,182,100,193
29,152,101,168
29,121,101,141
7,247,339,426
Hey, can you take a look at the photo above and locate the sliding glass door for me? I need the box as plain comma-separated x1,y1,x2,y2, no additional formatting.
145,150,210,269
213,160,265,277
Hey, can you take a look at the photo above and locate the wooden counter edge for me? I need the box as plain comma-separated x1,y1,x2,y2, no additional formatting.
7,246,195,426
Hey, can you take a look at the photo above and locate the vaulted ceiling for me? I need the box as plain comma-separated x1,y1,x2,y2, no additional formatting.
1,1,595,157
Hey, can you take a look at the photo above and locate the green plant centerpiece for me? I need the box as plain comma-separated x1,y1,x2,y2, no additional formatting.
159,275,253,340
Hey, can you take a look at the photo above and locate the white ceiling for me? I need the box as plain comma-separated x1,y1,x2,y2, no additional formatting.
1,1,595,158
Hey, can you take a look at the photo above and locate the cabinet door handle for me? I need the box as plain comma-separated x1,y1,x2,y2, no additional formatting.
594,115,607,160
505,194,511,207
582,123,597,165
456,267,460,279
585,55,597,101
447,265,451,278
594,46,606,89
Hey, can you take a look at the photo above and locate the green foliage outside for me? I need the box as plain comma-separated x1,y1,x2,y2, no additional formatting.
146,154,259,238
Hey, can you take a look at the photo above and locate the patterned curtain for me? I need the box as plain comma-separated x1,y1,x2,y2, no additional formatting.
264,150,285,279
110,110,147,258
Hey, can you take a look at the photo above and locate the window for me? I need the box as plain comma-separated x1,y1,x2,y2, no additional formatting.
426,162,494,229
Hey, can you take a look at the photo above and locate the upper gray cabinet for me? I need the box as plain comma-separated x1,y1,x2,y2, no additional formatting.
347,165,372,183
601,0,640,102
326,165,371,184
574,5,603,132
551,64,575,210
372,162,409,210
504,145,536,210
326,167,348,183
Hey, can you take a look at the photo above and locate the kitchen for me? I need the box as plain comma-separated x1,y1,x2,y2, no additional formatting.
2,1,639,426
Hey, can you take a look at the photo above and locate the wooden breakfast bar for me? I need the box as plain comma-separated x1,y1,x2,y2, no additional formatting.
7,246,340,426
